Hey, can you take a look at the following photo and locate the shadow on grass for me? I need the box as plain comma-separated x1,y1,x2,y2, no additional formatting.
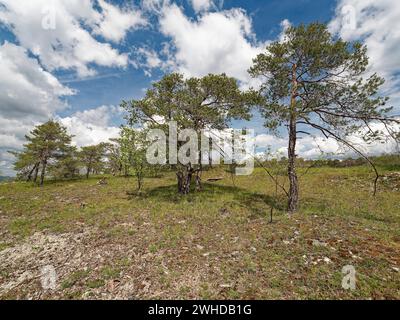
131,182,287,218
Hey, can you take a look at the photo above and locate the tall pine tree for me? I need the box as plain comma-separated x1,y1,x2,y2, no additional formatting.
12,120,72,186
249,23,399,213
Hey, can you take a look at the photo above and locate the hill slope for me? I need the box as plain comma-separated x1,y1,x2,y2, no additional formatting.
0,167,399,299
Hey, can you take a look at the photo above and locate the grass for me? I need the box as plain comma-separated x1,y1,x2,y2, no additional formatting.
0,165,399,299
61,270,90,290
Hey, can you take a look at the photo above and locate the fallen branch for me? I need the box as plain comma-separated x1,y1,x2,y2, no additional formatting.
207,177,224,182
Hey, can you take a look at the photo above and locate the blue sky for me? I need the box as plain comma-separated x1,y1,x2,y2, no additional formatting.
39,0,337,121
0,0,399,175
0,0,337,123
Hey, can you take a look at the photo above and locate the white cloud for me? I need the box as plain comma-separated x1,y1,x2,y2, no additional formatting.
71,105,118,127
0,42,74,121
329,0,400,109
133,47,164,76
254,121,399,160
156,4,266,86
0,41,75,175
58,106,120,147
0,105,121,176
279,19,291,42
190,0,214,13
0,134,24,150
141,0,167,14
93,0,147,43
138,47,163,69
0,0,145,77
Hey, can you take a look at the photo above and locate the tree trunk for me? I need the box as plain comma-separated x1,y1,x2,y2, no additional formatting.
195,171,202,191
185,168,193,194
33,163,40,183
288,64,299,214
176,165,194,194
40,158,47,186
27,163,39,182
86,166,90,179
136,172,143,191
184,164,196,194
177,171,184,194
196,152,203,192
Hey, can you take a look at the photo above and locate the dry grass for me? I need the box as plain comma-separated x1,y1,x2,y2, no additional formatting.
0,166,399,299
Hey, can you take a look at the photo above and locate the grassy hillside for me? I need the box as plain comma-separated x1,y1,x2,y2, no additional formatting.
0,166,399,299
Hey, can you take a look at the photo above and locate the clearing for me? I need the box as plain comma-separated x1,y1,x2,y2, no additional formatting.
0,166,399,299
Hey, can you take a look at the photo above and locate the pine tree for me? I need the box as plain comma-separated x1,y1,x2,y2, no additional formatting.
122,73,256,193
249,23,399,213
12,120,73,186
78,144,106,179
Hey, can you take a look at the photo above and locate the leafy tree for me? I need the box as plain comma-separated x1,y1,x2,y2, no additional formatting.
9,149,40,182
122,73,255,193
103,142,124,176
78,143,106,179
119,127,152,191
48,146,80,179
12,120,73,186
249,23,399,213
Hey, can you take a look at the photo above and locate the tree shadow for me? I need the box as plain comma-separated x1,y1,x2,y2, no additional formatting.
134,182,286,218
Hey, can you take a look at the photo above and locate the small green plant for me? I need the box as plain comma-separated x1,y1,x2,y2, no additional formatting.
87,279,105,289
61,270,90,289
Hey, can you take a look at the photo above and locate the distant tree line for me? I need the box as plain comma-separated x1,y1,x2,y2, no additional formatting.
256,154,400,170
10,121,155,190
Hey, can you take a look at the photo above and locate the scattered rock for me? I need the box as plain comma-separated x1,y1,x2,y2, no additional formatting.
140,280,151,293
323,257,332,264
348,250,361,260
312,239,328,247
107,279,121,292
219,208,230,217
97,178,108,186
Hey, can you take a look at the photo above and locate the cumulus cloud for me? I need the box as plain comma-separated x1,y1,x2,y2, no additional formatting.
254,122,399,160
329,0,400,109
0,40,75,175
190,0,214,13
0,0,145,76
132,47,165,76
155,3,266,86
0,105,121,176
0,42,120,175
93,0,147,43
58,105,121,147
0,42,74,121
0,41,76,176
